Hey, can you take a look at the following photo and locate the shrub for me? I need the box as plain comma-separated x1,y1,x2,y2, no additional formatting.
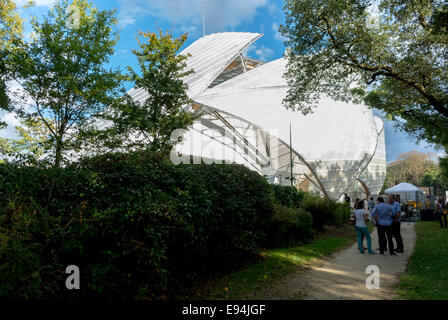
263,204,314,248
271,184,304,208
300,192,333,230
300,193,330,230
299,193,352,230
330,202,351,226
0,151,274,299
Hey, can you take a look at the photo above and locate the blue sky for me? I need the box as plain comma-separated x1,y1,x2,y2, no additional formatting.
3,0,444,162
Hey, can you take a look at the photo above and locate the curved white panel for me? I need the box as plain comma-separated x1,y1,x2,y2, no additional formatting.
123,32,386,200
128,32,262,102
359,117,386,197
194,58,380,199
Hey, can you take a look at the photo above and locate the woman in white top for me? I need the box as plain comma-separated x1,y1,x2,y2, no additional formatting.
354,201,376,254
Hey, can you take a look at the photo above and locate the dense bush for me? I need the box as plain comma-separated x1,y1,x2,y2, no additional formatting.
300,193,330,230
0,152,274,299
263,204,314,248
330,202,351,226
300,192,349,230
271,184,304,208
0,151,354,299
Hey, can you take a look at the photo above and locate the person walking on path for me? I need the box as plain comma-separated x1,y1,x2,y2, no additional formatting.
436,199,447,228
354,201,375,254
371,197,396,255
388,195,404,253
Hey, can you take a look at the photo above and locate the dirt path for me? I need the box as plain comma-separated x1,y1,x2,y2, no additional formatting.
258,222,416,300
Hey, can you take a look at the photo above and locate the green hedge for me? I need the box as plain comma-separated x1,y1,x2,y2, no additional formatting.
0,152,274,299
330,202,351,226
300,192,349,230
271,184,304,208
0,151,352,299
263,204,314,248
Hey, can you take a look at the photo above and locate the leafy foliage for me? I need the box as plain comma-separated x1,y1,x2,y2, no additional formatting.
263,204,314,248
0,0,23,116
385,150,448,195
90,30,195,156
300,192,349,230
0,118,53,162
9,0,123,167
0,0,23,47
271,184,304,208
0,151,274,299
329,201,351,226
281,0,448,150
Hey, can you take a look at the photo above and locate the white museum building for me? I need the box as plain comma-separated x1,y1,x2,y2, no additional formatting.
126,32,387,201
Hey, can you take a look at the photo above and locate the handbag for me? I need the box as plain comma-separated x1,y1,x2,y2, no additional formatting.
349,213,356,225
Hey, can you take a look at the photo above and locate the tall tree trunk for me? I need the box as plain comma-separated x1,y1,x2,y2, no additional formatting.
55,136,63,168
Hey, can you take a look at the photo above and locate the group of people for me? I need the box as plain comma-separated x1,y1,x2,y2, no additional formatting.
345,193,404,255
435,198,448,228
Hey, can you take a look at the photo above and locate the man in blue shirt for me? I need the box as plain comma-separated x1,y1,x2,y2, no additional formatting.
371,197,395,255
388,195,404,253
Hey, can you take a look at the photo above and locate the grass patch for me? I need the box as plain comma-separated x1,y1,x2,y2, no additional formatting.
397,221,448,300
202,225,354,300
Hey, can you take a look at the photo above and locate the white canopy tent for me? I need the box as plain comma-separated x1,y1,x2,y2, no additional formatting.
385,183,425,207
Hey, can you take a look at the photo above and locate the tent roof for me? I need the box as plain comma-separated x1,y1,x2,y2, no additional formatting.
385,182,422,194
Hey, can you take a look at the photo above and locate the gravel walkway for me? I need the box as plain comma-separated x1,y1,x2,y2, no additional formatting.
260,222,416,300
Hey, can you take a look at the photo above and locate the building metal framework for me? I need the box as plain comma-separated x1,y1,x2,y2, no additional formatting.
126,32,386,200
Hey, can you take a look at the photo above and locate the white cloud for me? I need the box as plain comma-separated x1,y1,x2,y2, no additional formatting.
0,82,34,140
118,18,136,28
1,112,20,128
180,24,199,35
254,45,274,61
437,151,447,159
15,0,57,7
117,0,268,35
268,2,278,15
244,43,274,61
114,48,129,58
244,43,257,56
0,112,21,140
272,22,285,42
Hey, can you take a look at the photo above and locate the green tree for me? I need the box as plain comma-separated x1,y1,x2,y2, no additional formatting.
10,0,123,167
0,0,23,45
385,151,437,186
440,157,448,190
421,165,448,197
280,0,448,149
91,30,195,155
0,122,12,160
0,117,53,162
384,150,448,196
0,0,24,118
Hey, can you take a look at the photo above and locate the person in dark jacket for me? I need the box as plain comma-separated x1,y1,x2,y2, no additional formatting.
344,193,351,204
371,197,395,255
388,195,404,253
436,199,447,228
